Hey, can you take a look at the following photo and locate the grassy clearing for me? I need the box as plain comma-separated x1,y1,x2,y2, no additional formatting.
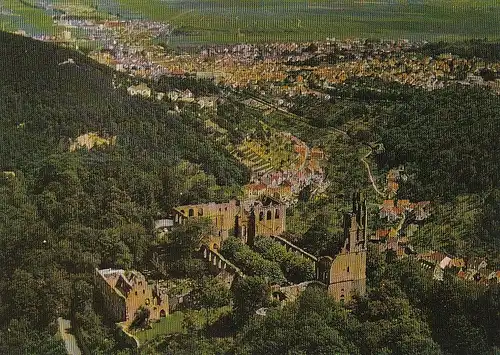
135,311,184,343
114,0,500,44
134,306,231,344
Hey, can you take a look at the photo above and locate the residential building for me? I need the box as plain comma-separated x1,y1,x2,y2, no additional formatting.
127,83,151,97
197,96,218,110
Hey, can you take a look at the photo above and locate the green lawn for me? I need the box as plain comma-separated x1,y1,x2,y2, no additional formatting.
135,311,185,343
114,0,500,44
134,306,232,344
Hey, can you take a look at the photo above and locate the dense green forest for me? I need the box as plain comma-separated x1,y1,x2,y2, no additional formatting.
139,252,500,355
1,31,500,354
283,77,500,261
0,31,248,353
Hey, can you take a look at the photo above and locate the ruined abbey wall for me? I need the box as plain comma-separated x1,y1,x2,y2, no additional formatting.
173,198,286,242
174,194,367,305
327,252,367,303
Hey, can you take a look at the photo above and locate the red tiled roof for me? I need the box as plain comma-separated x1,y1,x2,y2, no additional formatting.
392,207,405,215
398,199,410,207
383,200,395,208
246,183,267,191
282,180,292,187
376,229,390,238
388,181,399,190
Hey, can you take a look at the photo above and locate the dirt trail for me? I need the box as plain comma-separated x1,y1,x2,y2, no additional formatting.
361,146,385,197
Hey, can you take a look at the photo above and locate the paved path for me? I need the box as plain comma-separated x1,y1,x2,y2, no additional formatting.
57,317,82,355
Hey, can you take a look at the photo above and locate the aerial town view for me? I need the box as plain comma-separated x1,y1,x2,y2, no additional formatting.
0,0,500,354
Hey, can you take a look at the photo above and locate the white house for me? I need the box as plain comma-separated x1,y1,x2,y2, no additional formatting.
197,96,218,110
127,83,151,98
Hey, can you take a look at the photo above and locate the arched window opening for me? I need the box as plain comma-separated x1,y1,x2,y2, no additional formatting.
267,210,272,220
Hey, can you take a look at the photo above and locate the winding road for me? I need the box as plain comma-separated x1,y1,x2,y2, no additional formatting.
240,91,385,197
360,146,385,197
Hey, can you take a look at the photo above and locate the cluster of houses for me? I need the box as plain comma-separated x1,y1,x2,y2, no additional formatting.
373,205,500,286
107,36,500,97
13,2,500,99
373,166,500,286
242,133,325,204
418,252,500,285
379,199,431,223
126,83,218,110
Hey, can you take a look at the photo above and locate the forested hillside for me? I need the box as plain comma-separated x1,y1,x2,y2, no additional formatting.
1,31,500,355
0,32,249,186
375,85,500,201
0,32,248,353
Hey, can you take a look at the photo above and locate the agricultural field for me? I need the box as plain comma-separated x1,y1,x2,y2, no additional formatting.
0,0,57,35
3,0,499,43
0,0,115,36
234,132,297,174
113,0,500,43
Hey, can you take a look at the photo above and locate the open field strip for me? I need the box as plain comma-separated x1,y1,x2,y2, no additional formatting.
113,0,500,43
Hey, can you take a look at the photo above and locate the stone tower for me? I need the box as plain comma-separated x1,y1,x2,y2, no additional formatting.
318,193,367,303
246,207,256,247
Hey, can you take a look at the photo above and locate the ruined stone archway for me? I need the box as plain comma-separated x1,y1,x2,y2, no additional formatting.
211,242,220,250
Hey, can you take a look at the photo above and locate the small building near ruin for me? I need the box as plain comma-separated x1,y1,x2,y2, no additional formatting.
94,268,169,325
